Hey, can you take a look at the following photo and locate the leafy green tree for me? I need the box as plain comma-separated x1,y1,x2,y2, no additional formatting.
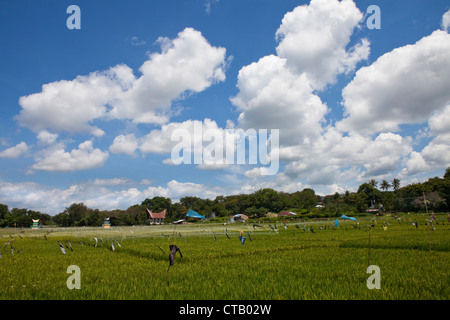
348,192,369,213
223,196,240,214
179,196,212,213
290,188,317,210
142,197,172,212
211,202,229,217
423,174,450,211
171,203,188,220
444,167,450,179
244,206,269,218
10,208,32,227
35,212,52,226
52,211,69,227
380,190,396,211
87,209,102,226
0,204,9,225
413,191,446,211
65,203,89,226
252,188,290,213
357,183,382,209
127,205,148,225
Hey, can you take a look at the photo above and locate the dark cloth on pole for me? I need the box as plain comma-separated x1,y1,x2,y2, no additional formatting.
169,244,182,266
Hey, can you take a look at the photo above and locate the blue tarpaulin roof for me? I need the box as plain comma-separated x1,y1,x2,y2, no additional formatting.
186,209,205,219
341,214,356,221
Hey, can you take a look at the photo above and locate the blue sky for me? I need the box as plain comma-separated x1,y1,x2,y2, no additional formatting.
1,0,449,214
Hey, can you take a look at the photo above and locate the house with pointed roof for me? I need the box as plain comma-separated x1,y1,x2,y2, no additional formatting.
30,219,40,230
278,211,297,217
102,217,111,229
147,208,167,225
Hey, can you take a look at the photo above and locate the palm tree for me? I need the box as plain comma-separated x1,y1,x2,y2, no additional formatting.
392,178,400,192
380,180,390,191
369,179,378,188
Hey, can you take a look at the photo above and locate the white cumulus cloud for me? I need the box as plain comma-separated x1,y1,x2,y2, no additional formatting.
16,28,228,135
110,28,228,124
275,0,369,90
17,64,133,136
109,134,139,156
32,140,109,172
0,142,30,159
337,30,450,135
231,55,328,148
442,9,450,31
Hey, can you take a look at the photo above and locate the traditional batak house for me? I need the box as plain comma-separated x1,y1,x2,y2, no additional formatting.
102,217,111,229
31,219,40,230
147,208,167,225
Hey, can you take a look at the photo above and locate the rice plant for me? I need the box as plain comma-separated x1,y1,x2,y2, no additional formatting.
0,214,448,300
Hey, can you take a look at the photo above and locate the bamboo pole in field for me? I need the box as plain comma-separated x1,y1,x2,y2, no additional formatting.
367,228,371,267
423,192,431,252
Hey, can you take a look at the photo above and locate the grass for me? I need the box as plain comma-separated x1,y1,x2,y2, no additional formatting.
0,213,449,300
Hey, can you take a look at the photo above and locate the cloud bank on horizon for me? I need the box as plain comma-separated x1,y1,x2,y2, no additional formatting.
1,0,449,214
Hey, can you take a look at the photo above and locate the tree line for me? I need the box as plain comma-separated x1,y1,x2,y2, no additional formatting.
1,168,449,228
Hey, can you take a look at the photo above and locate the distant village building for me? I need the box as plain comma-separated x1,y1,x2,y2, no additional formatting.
102,217,111,229
278,211,298,217
147,208,167,225
30,219,40,230
233,214,249,222
265,212,278,218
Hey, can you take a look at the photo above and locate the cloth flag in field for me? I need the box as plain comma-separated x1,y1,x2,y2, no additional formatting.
429,219,436,230
58,241,66,254
186,209,205,219
334,219,340,227
341,214,356,221
67,240,73,252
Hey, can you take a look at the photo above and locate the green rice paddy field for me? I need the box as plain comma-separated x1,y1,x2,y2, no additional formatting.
0,213,448,300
